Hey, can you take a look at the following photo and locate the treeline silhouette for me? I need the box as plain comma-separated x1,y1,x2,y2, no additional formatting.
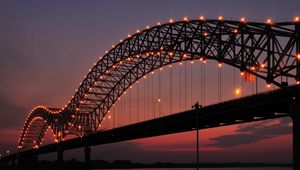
3,159,292,170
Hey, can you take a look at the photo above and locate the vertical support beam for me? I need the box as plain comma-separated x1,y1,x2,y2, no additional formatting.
84,146,91,170
266,24,272,83
295,22,300,82
290,99,300,170
57,146,64,170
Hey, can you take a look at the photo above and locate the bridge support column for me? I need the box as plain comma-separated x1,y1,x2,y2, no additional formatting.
57,146,64,169
84,146,91,170
290,99,300,170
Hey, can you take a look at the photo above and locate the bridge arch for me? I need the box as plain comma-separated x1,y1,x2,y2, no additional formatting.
19,19,300,150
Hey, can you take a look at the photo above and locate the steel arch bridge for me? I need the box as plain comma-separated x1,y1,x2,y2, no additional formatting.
19,18,300,150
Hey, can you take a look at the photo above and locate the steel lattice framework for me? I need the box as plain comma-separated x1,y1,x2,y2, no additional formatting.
19,19,300,150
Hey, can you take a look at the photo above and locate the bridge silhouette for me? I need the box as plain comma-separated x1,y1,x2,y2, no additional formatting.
1,17,300,170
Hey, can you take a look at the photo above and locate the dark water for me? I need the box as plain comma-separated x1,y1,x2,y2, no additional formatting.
96,168,292,170
96,168,291,170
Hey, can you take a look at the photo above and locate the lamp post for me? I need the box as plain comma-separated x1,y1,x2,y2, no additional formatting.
192,102,202,170
153,98,161,119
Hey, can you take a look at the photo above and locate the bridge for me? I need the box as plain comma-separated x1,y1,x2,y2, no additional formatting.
1,17,300,169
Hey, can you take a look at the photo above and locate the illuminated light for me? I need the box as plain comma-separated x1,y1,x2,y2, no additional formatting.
127,34,131,38
99,56,103,60
146,25,150,29
251,66,256,71
203,32,208,36
112,45,115,48
157,22,161,26
297,81,300,85
235,88,241,96
218,16,223,20
136,54,140,58
106,70,109,73
160,67,163,71
183,54,187,58
158,98,161,102
120,39,124,42
113,65,116,68
137,80,139,83
240,17,246,22
199,15,205,21
144,75,147,79
127,58,131,61
169,64,172,68
118,97,121,100
157,52,160,55
6,150,10,154
71,115,75,118
240,71,245,76
100,76,103,79
179,62,183,65
297,54,300,60
295,17,300,22
203,60,207,64
78,125,82,129
160,47,164,50
266,83,271,88
108,115,111,119
130,86,133,89
169,18,174,23
266,18,272,24
218,63,222,68
169,52,174,56
136,29,140,33
146,53,150,56
260,63,266,68
183,16,189,21
190,60,194,64
151,71,155,74
233,29,238,33
105,51,108,54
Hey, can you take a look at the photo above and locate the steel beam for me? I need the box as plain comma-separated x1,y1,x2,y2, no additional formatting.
290,99,300,170
84,146,91,170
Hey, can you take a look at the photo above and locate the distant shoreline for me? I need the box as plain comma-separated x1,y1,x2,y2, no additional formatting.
2,159,292,170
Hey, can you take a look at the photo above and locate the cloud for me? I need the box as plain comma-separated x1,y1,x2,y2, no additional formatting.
0,93,26,129
207,118,292,148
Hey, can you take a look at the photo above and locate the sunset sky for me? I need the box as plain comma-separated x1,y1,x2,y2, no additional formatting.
0,0,299,163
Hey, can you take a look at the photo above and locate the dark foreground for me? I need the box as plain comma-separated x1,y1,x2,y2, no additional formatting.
0,159,292,170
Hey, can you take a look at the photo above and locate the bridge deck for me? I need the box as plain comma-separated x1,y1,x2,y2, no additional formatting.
3,85,300,160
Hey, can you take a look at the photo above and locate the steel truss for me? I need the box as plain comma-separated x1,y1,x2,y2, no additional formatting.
19,19,300,150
